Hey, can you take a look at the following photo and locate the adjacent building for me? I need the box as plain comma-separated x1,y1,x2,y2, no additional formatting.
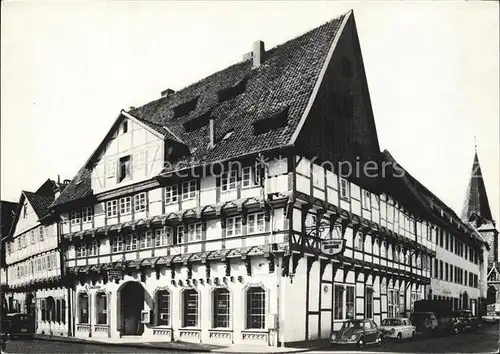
1,200,18,314
4,179,70,336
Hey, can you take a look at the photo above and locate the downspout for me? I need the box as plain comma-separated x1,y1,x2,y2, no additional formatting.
260,153,280,347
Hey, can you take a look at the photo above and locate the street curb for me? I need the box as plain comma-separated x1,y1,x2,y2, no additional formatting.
33,336,328,353
34,335,212,352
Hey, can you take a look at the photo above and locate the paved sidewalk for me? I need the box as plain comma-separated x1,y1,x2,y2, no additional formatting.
34,334,327,353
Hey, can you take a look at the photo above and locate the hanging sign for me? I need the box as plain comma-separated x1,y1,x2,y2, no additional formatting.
320,239,346,256
107,270,123,281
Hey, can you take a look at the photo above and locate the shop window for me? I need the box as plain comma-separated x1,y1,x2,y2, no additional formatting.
79,293,89,324
388,290,400,318
56,299,61,322
246,286,266,329
96,292,107,325
213,288,230,328
61,299,66,324
41,299,46,321
183,289,199,327
156,290,170,326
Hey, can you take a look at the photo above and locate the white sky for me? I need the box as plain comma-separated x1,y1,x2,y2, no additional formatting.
1,1,499,225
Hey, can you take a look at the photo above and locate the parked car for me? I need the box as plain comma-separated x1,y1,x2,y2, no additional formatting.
410,312,439,336
1,313,35,339
330,319,383,349
452,310,480,332
413,300,456,335
483,311,500,324
380,317,416,340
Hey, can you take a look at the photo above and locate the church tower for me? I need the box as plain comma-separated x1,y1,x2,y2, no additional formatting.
461,151,499,269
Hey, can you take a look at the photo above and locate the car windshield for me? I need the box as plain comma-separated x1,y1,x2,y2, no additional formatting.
341,320,363,329
382,319,401,326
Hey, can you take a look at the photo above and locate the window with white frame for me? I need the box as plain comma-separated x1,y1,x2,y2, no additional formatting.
76,243,86,258
155,227,171,247
156,290,170,326
381,241,387,258
183,289,199,327
242,166,260,188
165,185,178,204
334,285,355,320
106,200,118,217
177,226,185,244
52,253,57,269
79,293,89,324
39,226,44,241
120,197,132,215
247,213,265,234
125,235,139,251
187,223,202,242
221,170,237,192
70,211,81,225
363,190,371,210
96,292,107,325
213,288,230,328
112,236,124,253
140,231,153,249
182,180,197,200
388,290,400,318
246,286,265,329
134,193,147,212
354,232,363,251
22,234,27,248
340,178,349,200
87,240,98,256
226,216,242,237
82,206,93,223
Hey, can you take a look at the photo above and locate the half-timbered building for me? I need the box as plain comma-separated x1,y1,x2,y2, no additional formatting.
4,179,70,336
48,9,489,347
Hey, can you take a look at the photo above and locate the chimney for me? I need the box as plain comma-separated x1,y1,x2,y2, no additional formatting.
161,88,175,98
252,40,265,68
209,118,215,148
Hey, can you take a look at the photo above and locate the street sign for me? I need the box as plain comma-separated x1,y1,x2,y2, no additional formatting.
320,239,345,256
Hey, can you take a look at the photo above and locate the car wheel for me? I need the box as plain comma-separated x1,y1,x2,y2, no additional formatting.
357,337,365,349
412,331,416,339
397,332,402,340
453,326,459,334
377,335,383,347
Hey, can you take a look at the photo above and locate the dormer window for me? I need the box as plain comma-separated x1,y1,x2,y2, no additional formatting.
218,79,247,103
121,120,129,134
253,107,289,135
173,97,199,118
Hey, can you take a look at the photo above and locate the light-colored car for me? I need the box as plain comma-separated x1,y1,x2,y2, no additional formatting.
380,317,416,340
483,311,500,324
330,319,383,349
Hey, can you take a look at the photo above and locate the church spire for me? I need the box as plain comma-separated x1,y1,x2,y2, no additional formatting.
461,150,494,224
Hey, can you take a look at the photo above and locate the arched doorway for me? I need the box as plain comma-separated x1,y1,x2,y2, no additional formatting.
487,286,497,304
46,297,55,322
119,282,144,335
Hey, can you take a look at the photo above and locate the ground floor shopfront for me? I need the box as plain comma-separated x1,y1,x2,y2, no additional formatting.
67,248,430,346
4,285,69,336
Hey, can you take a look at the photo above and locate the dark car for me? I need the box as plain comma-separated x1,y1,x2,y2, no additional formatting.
413,300,456,335
1,313,35,339
330,319,383,349
452,310,480,332
410,312,439,336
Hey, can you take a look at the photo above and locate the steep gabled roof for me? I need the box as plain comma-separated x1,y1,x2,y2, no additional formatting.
461,151,493,223
23,191,54,219
53,11,351,208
